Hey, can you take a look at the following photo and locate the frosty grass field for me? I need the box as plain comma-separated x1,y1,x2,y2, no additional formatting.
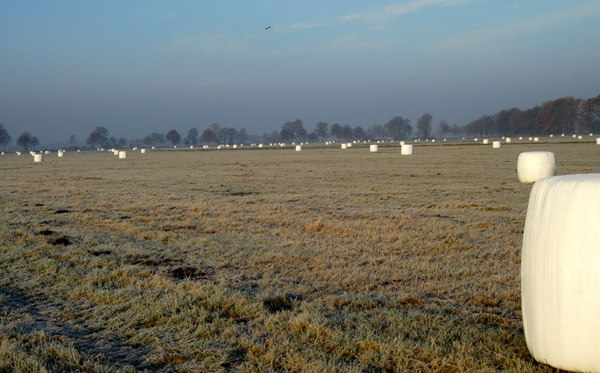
0,140,597,371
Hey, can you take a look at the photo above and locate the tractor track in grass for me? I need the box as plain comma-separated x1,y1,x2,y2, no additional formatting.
0,279,164,372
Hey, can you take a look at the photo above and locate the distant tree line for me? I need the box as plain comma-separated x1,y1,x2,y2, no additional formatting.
0,123,42,151
2,93,599,150
459,94,600,136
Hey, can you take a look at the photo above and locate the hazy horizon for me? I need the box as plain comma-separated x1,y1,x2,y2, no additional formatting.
2,0,600,145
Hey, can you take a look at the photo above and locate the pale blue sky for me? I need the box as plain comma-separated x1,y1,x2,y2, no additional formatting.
1,0,599,144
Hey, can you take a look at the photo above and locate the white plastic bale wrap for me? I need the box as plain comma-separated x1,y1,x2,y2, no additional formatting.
492,141,501,148
521,174,600,372
370,145,378,152
295,145,302,151
118,151,127,159
401,144,413,155
482,139,489,144
341,144,347,149
34,154,43,163
58,151,64,158
596,138,600,145
506,137,511,143
517,151,556,183
141,149,146,154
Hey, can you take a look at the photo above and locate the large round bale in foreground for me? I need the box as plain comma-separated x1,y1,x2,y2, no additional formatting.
370,144,378,152
401,144,413,155
522,174,600,372
517,151,556,183
118,151,127,159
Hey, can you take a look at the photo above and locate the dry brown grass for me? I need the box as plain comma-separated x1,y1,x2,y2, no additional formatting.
1,141,597,371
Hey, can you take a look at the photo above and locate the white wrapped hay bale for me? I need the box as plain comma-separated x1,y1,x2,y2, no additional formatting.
578,135,583,140
534,137,539,142
295,145,302,151
596,138,600,145
482,139,489,144
400,141,405,146
258,144,263,148
347,143,352,147
141,149,146,154
341,144,347,149
370,145,378,152
517,151,556,183
506,137,511,143
118,151,127,159
34,154,43,163
522,174,600,372
58,151,64,158
401,144,413,155
492,141,501,148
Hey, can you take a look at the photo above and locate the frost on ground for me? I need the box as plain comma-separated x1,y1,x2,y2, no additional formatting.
1,143,590,371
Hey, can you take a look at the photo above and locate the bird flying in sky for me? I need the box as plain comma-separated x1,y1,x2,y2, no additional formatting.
265,26,271,30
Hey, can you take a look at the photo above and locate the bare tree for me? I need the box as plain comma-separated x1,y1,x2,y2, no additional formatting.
87,127,109,148
186,128,199,145
17,131,38,151
166,129,181,145
314,122,328,142
0,123,11,152
416,113,433,138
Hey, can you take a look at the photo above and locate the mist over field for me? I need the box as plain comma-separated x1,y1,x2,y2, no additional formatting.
1,1,600,146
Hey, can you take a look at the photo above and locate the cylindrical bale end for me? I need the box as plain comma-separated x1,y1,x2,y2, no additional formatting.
517,151,556,183
401,144,413,155
522,174,600,372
